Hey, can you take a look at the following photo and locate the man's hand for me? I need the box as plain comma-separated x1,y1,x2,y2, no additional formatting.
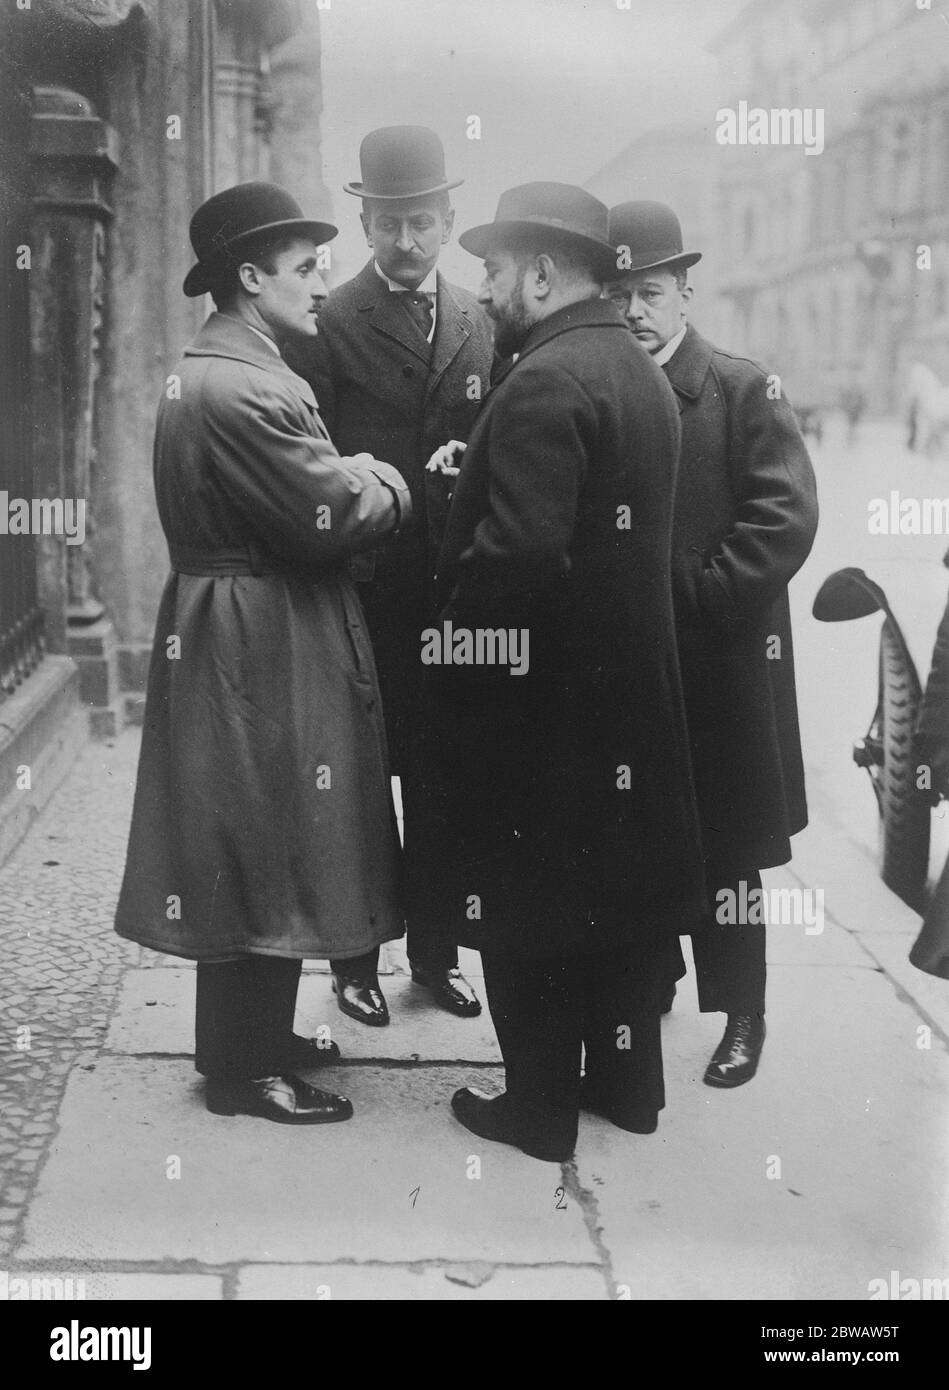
425,440,467,477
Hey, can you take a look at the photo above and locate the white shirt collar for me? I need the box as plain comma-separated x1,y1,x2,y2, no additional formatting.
652,323,687,368
374,261,438,297
247,323,282,355
374,262,438,341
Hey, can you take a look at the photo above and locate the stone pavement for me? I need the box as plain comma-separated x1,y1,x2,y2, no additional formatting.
1,725,948,1301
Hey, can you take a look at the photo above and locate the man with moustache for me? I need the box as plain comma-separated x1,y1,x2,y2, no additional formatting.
289,126,493,1026
115,184,411,1124
606,201,818,1088
428,184,705,1161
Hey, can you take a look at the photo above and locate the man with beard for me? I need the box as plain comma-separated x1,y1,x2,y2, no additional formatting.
606,201,818,1088
288,126,493,1025
428,184,705,1161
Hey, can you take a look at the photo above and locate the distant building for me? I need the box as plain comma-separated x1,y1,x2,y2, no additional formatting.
0,0,329,863
708,0,949,411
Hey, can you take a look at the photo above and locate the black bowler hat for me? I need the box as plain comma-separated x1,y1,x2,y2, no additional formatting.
607,201,701,275
459,182,616,277
182,182,337,297
343,125,462,201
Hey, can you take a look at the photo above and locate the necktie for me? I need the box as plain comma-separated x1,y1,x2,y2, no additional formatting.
401,289,434,341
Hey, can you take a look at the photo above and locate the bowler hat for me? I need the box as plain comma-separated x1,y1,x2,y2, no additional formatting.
343,126,462,200
183,182,337,297
459,183,616,278
607,201,701,275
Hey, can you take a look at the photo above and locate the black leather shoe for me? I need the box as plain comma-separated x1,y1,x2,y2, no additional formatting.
450,1086,573,1162
331,972,389,1026
284,1032,342,1067
579,1078,659,1134
206,1073,353,1123
703,1013,766,1088
411,963,482,1017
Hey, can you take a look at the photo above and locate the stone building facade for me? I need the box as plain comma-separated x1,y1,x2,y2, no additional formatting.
708,0,949,411
0,0,329,862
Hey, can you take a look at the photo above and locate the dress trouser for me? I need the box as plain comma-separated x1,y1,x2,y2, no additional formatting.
686,864,767,1015
194,957,302,1080
480,942,669,1154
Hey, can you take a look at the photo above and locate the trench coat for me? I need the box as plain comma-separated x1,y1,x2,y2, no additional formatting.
287,261,495,768
428,297,707,957
113,313,412,962
663,325,819,870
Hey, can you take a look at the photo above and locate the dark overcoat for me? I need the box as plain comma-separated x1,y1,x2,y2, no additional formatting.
287,261,495,766
429,298,706,957
114,313,411,962
662,324,819,870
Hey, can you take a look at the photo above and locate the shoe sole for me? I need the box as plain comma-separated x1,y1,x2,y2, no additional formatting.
206,1099,354,1123
702,1067,760,1089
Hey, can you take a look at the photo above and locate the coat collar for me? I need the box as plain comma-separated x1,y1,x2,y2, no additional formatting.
184,312,318,408
659,322,715,403
513,297,628,368
354,259,473,370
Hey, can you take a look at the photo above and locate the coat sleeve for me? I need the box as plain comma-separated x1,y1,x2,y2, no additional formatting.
441,363,589,627
694,365,819,626
202,362,411,567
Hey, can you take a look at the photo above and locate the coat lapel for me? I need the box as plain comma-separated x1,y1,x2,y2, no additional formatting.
355,261,432,364
661,324,715,412
425,274,472,400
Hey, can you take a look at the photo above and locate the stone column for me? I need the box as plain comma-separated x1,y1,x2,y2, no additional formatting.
29,88,120,722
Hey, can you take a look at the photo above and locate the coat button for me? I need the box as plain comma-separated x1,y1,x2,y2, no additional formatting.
402,364,414,378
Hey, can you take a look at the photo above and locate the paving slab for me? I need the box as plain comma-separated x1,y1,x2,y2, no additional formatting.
106,971,501,1063
18,1059,591,1267
235,1262,607,1300
585,964,949,1301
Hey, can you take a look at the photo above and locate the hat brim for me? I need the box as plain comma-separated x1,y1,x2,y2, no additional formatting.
342,177,463,200
459,220,619,278
612,250,702,276
182,218,338,297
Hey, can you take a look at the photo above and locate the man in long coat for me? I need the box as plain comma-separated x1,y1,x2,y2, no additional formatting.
428,184,706,1162
287,127,494,1025
114,183,411,1125
607,201,819,1088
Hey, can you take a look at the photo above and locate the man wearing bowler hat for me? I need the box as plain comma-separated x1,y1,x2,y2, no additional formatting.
606,201,818,1088
115,183,412,1124
288,127,493,1026
428,183,705,1160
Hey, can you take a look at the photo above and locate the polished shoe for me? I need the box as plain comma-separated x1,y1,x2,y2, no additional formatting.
703,1012,766,1089
331,972,389,1026
410,963,482,1017
284,1032,342,1067
579,1078,659,1134
205,1073,353,1124
450,1086,573,1162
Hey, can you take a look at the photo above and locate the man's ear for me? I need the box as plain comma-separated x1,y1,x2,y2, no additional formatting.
681,283,694,310
532,253,555,300
237,262,263,297
360,211,373,248
441,207,456,244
